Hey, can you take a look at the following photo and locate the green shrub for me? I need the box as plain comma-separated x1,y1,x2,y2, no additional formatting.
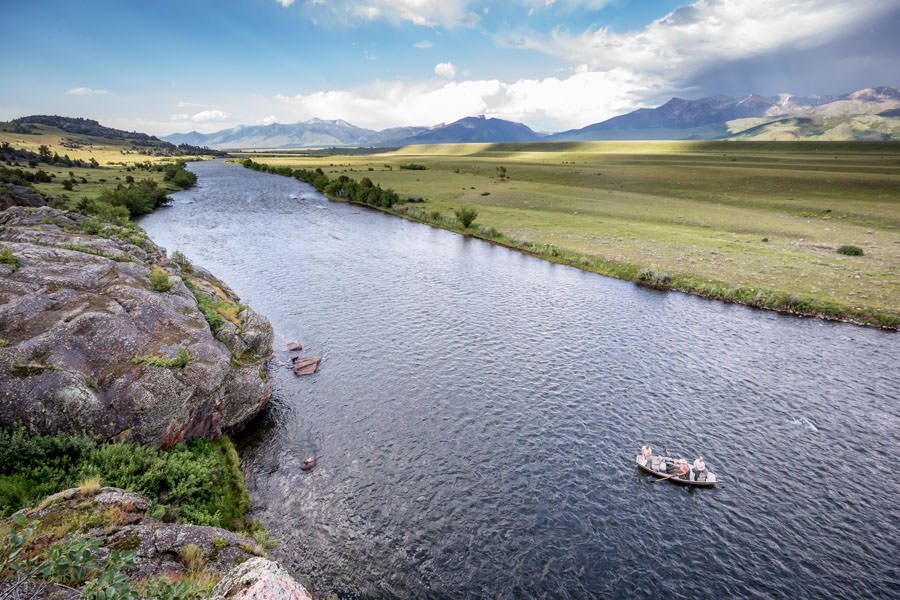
150,266,173,292
1,427,254,532
637,268,673,286
0,245,20,271
454,207,479,229
837,245,864,256
399,163,426,170
171,250,193,273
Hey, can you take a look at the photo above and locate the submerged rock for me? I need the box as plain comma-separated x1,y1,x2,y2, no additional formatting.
286,341,303,351
291,356,320,376
0,206,273,447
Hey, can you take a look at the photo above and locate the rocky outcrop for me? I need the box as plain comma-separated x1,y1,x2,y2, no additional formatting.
211,558,313,600
6,487,312,599
0,206,273,447
1,183,48,210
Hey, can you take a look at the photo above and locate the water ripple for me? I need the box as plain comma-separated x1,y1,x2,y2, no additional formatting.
138,160,900,599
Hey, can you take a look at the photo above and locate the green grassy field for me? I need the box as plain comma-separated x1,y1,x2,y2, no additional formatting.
236,141,900,324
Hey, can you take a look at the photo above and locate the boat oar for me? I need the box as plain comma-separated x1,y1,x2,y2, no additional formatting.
653,473,677,482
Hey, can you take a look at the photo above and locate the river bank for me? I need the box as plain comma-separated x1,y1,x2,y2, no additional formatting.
234,155,900,330
0,168,315,596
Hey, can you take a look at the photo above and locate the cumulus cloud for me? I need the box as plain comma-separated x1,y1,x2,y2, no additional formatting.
504,0,899,96
65,87,108,95
259,115,279,125
434,62,457,78
276,0,295,7
191,110,232,123
274,68,647,131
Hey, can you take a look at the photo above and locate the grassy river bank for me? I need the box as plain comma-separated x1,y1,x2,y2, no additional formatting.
234,141,900,329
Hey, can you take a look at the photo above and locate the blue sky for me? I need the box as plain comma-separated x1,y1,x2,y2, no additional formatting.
2,0,899,135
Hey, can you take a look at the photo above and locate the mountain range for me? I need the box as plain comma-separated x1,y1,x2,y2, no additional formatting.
162,86,900,149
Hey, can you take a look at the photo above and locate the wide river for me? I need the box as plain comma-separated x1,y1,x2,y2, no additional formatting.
139,160,899,599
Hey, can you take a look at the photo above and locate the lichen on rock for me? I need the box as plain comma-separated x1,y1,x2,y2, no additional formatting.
0,206,273,447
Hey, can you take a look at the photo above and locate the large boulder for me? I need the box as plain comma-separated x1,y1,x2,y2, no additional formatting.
211,558,313,600
0,183,48,210
0,206,273,447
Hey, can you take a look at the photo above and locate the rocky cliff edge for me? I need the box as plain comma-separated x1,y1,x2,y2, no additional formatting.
0,206,273,448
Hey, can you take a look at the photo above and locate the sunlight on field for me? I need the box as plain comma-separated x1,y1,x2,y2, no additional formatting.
237,141,900,314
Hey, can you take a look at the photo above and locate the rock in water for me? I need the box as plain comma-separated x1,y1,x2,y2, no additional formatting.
301,456,316,471
286,340,303,351
0,207,274,448
291,356,320,376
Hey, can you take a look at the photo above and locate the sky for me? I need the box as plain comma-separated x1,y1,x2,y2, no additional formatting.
2,0,899,136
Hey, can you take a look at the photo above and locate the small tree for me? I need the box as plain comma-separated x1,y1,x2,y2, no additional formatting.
496,166,507,180
455,207,479,229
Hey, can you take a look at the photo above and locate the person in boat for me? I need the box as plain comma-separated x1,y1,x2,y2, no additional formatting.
640,446,652,466
676,459,691,479
693,457,706,473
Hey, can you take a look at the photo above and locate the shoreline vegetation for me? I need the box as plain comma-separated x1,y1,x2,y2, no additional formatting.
233,141,900,330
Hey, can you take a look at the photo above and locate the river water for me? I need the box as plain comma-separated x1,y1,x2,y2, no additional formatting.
139,160,899,599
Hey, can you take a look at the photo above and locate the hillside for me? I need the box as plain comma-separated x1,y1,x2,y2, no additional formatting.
549,87,900,141
1,115,226,161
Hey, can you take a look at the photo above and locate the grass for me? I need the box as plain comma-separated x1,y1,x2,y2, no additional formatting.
234,140,900,327
132,348,191,369
61,243,132,262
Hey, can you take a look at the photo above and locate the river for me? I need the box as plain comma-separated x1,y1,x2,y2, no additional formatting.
138,159,899,599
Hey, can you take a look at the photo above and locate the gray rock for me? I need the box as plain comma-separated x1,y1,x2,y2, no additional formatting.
0,207,273,447
211,557,313,600
0,183,47,210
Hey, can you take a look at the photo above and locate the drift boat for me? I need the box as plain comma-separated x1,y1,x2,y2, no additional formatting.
636,454,718,487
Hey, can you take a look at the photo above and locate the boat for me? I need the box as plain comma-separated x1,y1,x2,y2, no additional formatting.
636,454,718,487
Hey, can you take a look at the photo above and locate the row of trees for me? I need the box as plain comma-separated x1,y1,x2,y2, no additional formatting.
239,158,481,229
240,159,401,209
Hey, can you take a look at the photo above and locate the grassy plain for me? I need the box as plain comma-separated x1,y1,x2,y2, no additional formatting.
237,141,900,323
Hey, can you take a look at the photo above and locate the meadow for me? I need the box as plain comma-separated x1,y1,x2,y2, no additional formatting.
235,141,900,325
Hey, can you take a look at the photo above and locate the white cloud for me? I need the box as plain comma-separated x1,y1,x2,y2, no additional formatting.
65,87,108,96
413,40,433,48
300,0,478,27
259,115,278,125
170,113,190,121
434,62,457,78
507,0,896,93
276,0,295,6
177,100,202,108
354,4,380,19
191,110,232,123
274,68,648,131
